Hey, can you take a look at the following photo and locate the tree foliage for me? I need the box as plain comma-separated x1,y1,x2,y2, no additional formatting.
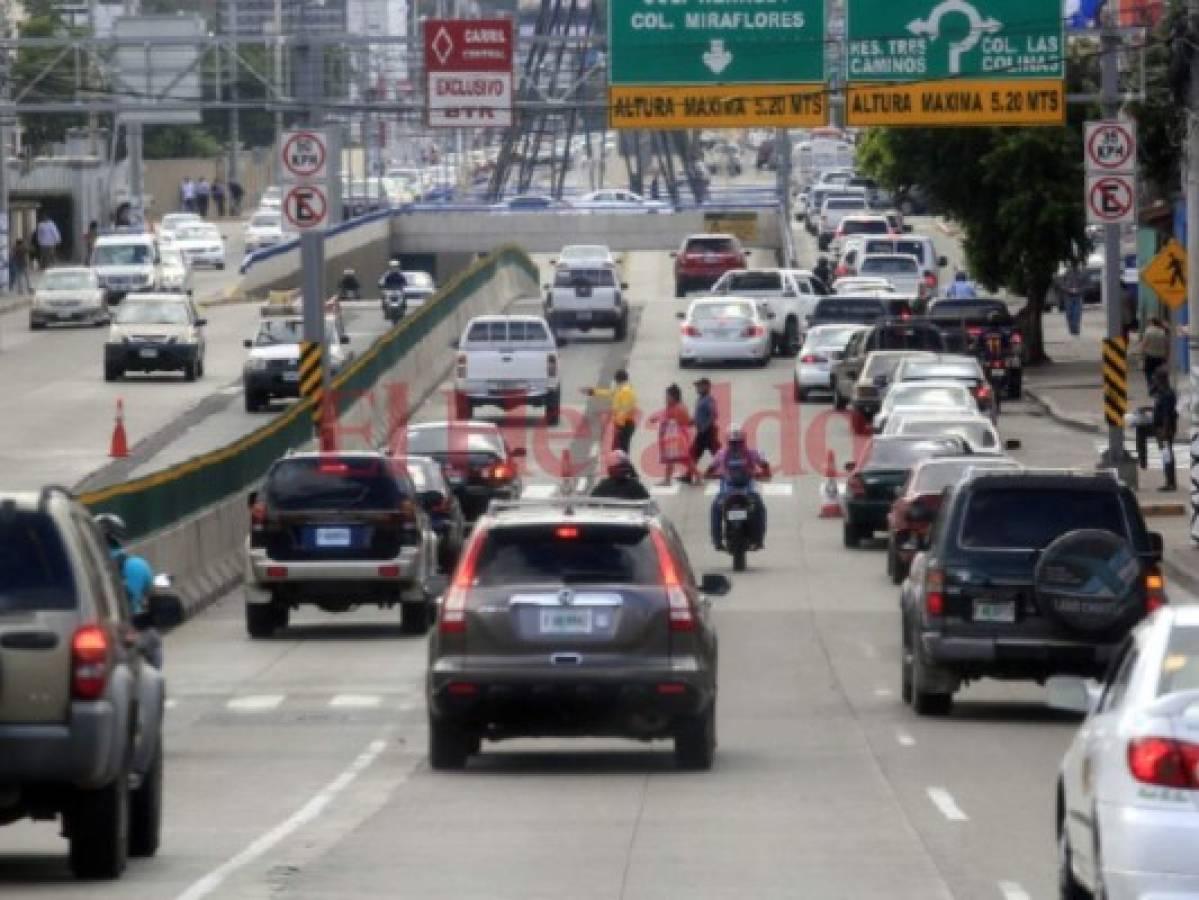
12,1,85,153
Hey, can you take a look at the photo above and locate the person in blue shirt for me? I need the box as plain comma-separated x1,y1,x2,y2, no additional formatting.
95,514,161,667
945,270,978,299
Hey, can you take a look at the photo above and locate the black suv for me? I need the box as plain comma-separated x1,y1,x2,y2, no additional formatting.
900,470,1165,716
426,497,731,771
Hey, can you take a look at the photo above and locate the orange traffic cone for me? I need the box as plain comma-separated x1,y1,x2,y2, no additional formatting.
110,399,129,458
818,450,841,518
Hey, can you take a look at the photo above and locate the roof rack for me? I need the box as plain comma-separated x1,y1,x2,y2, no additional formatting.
967,467,1118,481
488,496,660,517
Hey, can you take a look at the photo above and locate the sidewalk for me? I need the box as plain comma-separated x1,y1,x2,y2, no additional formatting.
1024,306,1199,595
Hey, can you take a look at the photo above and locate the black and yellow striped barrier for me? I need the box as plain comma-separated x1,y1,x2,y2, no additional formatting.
1102,336,1129,429
299,340,324,431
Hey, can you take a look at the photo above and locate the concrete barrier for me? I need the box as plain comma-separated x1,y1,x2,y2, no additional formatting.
130,250,539,616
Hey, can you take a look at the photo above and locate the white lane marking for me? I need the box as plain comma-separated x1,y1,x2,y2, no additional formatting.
174,736,389,900
219,386,242,396
521,483,558,500
761,482,793,497
165,698,178,710
396,698,419,713
575,476,589,493
896,730,916,748
329,694,383,710
650,483,681,497
226,694,285,713
874,687,893,698
998,882,1031,900
704,483,719,497
927,787,969,822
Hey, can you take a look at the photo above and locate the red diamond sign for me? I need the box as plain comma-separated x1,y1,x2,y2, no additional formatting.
424,19,514,129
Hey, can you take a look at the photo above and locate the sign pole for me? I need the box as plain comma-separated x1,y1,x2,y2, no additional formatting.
1188,0,1199,537
0,48,11,296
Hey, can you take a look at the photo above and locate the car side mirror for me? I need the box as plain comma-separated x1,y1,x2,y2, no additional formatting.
1003,438,1022,451
1046,676,1100,716
195,318,207,327
243,338,253,348
844,461,855,473
701,573,731,596
1149,531,1165,559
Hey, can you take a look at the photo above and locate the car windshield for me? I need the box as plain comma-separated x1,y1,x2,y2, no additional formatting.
724,272,781,291
900,419,997,448
554,268,616,288
115,301,189,325
266,458,406,511
40,271,93,290
685,238,737,254
931,301,1010,323
255,318,303,345
960,488,1126,549
406,427,504,457
1157,626,1199,696
0,512,76,612
861,256,918,275
163,215,199,230
93,244,152,266
863,354,908,377
808,326,861,349
692,302,753,321
911,459,1017,494
864,438,962,469
888,385,970,409
473,524,660,586
178,226,218,241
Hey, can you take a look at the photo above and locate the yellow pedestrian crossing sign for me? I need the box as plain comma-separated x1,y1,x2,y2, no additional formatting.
1141,240,1187,309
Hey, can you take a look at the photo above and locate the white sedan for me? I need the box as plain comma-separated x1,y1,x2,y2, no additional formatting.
884,413,1004,453
158,212,202,244
873,380,980,433
1053,606,1199,900
793,323,867,401
173,223,226,269
243,210,288,254
578,189,668,212
677,298,772,367
29,267,107,328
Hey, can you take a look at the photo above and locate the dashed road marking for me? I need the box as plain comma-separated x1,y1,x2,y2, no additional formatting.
650,483,681,497
927,787,969,822
329,694,383,710
874,687,893,699
522,483,558,500
998,882,1030,900
219,386,242,396
761,482,794,497
896,730,916,748
226,694,285,713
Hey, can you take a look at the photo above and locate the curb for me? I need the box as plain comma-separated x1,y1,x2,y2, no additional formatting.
0,297,32,316
1025,386,1102,435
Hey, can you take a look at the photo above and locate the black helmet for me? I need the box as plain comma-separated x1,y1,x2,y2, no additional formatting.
606,450,634,478
94,513,127,547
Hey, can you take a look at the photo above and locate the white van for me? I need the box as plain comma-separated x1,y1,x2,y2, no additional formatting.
90,231,163,303
858,235,948,293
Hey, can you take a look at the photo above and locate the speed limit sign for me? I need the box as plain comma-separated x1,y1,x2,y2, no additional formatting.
280,130,329,183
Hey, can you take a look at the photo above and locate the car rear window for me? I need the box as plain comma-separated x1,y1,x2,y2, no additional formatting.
685,238,738,254
889,386,970,408
959,489,1126,549
473,524,661,586
900,419,997,449
901,364,979,382
873,326,944,350
931,301,1010,323
894,240,930,261
842,219,889,235
911,460,1017,494
1157,626,1199,696
813,298,886,321
407,428,504,457
864,438,962,469
554,268,615,288
809,326,861,348
692,302,753,321
861,256,918,275
826,199,867,211
0,512,76,612
266,458,409,511
465,320,550,342
725,272,781,291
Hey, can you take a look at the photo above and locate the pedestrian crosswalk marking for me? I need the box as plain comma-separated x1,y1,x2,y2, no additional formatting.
226,694,285,712
703,482,794,497
650,484,681,497
521,483,559,500
1093,441,1186,467
329,694,383,709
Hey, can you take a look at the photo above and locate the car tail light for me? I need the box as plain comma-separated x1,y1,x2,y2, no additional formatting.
378,564,400,577
1011,332,1023,348
651,529,695,632
974,383,992,402
1146,566,1167,612
441,528,486,634
485,461,516,481
834,264,850,278
847,473,866,499
455,352,467,379
924,568,945,617
250,500,267,529
923,272,937,290
547,352,558,378
266,565,288,578
682,324,701,338
967,326,982,338
800,353,827,364
71,624,111,701
743,324,766,338
656,683,687,696
555,526,579,539
318,462,349,474
1128,737,1199,788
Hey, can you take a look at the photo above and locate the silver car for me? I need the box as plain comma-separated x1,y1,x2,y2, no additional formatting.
793,323,866,401
30,267,107,328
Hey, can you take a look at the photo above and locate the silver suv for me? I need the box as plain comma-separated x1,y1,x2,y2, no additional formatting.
0,488,178,878
245,452,439,637
426,497,731,771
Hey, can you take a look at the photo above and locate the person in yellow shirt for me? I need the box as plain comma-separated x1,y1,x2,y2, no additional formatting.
583,368,638,453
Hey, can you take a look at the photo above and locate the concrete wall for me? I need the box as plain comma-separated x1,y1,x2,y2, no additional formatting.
132,254,539,615
143,151,274,219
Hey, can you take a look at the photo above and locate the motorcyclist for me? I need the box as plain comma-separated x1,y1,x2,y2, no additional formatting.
95,513,162,668
338,267,361,297
590,450,650,501
812,256,832,294
945,270,978,299
704,425,771,551
378,259,408,292
977,311,1008,414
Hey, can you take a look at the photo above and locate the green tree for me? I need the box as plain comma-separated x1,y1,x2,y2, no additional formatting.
12,1,86,153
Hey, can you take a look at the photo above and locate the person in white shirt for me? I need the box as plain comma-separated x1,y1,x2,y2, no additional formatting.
35,215,62,268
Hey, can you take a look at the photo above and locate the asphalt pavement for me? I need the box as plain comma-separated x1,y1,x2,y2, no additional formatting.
0,234,1144,899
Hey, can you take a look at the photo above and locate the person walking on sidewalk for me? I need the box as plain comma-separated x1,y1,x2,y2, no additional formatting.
1150,366,1178,492
1142,317,1170,390
8,238,32,294
212,179,227,218
195,177,211,218
648,384,696,486
582,368,637,453
35,214,61,268
690,377,721,479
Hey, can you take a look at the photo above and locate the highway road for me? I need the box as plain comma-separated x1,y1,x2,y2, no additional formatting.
0,237,1138,899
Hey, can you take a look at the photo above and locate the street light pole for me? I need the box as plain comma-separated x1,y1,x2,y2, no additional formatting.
1186,0,1199,538
228,0,240,193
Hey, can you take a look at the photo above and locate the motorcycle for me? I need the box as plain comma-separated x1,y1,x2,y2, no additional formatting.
381,288,407,323
720,491,759,572
131,573,185,669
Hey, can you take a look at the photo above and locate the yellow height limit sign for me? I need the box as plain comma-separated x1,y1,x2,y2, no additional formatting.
1141,240,1188,310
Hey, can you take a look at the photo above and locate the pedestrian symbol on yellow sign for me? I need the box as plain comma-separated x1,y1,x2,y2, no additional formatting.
1141,240,1188,310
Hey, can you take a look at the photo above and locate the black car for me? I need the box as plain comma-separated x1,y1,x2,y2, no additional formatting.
806,296,889,329
404,421,524,521
900,470,1165,716
842,436,967,548
399,454,466,573
927,299,1025,398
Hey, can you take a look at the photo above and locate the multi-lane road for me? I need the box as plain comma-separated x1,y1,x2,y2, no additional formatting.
1,230,1148,898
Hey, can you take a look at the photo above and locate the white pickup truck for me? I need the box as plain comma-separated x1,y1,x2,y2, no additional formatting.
452,315,560,425
544,260,628,340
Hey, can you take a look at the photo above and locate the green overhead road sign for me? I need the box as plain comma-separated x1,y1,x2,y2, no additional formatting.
608,0,826,86
846,0,1063,82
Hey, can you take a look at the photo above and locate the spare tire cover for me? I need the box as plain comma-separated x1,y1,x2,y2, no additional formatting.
1035,529,1141,634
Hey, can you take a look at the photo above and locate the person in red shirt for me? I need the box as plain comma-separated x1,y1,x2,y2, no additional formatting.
648,383,696,486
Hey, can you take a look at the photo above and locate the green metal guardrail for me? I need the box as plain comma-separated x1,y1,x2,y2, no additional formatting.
80,246,537,539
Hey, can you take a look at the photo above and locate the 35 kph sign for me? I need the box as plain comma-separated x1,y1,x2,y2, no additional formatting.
280,130,329,183
1085,121,1136,173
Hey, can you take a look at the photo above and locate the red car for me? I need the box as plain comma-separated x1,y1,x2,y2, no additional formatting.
673,234,747,297
886,455,1021,584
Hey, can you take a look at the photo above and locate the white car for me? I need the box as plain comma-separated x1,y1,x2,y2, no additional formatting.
157,212,202,244
29,267,107,328
884,413,1003,453
577,189,668,212
857,253,927,299
873,381,980,433
243,210,288,254
173,223,226,269
157,244,193,295
832,276,897,295
553,244,617,267
677,298,772,368
403,271,436,310
258,186,282,211
452,315,560,424
793,323,868,401
1052,606,1199,900
709,268,821,356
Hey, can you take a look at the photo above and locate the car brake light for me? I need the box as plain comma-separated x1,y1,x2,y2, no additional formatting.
485,461,516,481
441,528,485,634
682,325,701,338
318,462,348,474
1128,737,1199,788
743,324,766,338
455,352,467,379
800,353,827,364
378,564,400,577
974,383,991,400
650,529,695,632
1146,567,1167,612
924,568,945,616
547,352,558,378
71,624,111,701
967,326,982,337
555,526,579,539
847,473,865,499
266,565,288,578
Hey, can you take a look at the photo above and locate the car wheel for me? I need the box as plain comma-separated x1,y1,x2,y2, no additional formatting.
244,391,264,413
67,770,129,879
400,595,431,635
545,390,561,427
30,319,45,330
842,520,862,549
429,715,472,770
1008,372,1022,400
196,356,205,379
1058,824,1092,900
245,602,277,639
129,740,162,858
911,640,953,716
674,702,717,771
104,364,123,382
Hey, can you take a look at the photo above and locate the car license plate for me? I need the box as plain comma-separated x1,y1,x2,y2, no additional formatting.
990,367,1005,377
973,600,1016,623
727,509,749,521
139,348,158,359
282,372,300,382
315,527,352,548
488,381,527,392
539,608,593,635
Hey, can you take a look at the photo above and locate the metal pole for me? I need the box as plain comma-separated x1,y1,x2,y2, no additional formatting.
273,0,284,184
0,47,11,295
776,127,794,267
1100,18,1134,482
1187,0,1199,539
228,0,240,192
